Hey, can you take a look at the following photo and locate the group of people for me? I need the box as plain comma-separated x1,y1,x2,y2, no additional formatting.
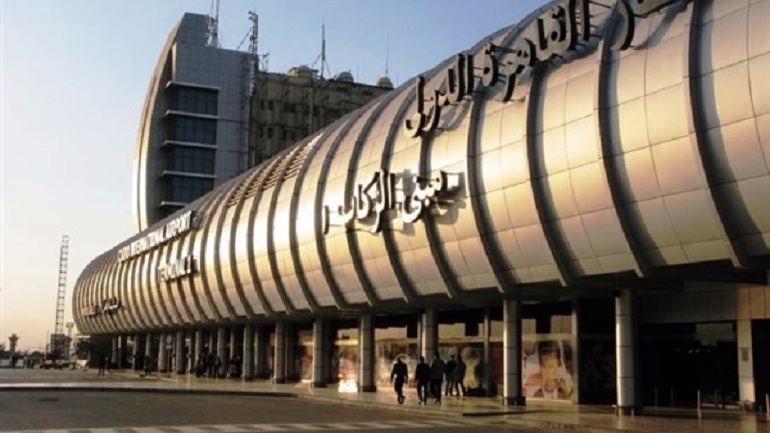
390,352,467,405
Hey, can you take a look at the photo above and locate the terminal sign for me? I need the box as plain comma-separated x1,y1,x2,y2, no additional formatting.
117,210,197,262
157,255,197,283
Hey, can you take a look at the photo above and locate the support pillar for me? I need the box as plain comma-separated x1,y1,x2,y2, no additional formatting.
158,333,168,373
359,314,376,392
503,299,525,406
132,333,141,371
421,308,438,360
110,337,119,368
217,327,227,378
208,329,216,356
737,318,755,403
274,322,286,383
144,333,153,371
255,325,268,379
243,324,254,380
312,318,328,388
229,326,238,363
175,331,185,374
616,288,638,415
193,329,202,371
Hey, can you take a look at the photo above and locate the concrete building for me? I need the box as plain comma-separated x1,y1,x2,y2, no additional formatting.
249,68,392,166
133,13,391,232
77,0,769,413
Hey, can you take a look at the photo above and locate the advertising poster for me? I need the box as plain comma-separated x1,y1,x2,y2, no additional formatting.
522,339,574,400
331,344,359,383
375,342,418,387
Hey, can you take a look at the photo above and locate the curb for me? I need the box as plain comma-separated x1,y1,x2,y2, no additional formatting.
0,385,298,398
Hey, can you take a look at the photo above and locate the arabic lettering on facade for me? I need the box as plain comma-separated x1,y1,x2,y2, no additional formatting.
404,0,686,138
322,170,462,235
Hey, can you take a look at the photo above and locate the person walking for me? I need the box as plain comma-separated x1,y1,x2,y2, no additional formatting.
390,357,409,404
97,354,107,377
429,351,446,404
143,355,153,376
444,355,457,396
415,356,431,405
452,355,467,397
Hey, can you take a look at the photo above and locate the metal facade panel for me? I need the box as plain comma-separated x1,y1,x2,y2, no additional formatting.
177,226,207,322
748,0,770,57
74,0,770,334
651,136,707,195
749,54,770,115
646,85,689,145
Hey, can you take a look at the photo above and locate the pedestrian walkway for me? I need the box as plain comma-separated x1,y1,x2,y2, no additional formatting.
1,369,767,433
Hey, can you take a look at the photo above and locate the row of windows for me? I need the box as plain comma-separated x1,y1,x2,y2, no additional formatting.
166,146,215,174
257,100,342,119
169,116,217,144
170,86,218,115
165,176,214,203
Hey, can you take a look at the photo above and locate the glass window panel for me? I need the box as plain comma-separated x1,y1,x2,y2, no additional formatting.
165,177,214,203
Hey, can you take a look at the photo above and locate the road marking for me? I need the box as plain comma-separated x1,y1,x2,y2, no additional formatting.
3,419,479,433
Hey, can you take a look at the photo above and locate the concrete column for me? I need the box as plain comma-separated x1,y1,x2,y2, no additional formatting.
616,288,637,415
193,329,202,370
737,319,755,402
217,327,227,378
118,336,127,369
132,333,141,370
158,333,168,373
359,314,376,392
175,331,185,374
110,337,119,367
229,326,238,362
208,329,216,356
254,326,268,379
144,333,153,361
274,322,286,383
312,318,328,388
503,299,525,406
421,308,438,360
242,324,254,380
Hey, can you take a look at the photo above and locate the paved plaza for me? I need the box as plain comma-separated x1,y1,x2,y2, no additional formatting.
1,368,767,432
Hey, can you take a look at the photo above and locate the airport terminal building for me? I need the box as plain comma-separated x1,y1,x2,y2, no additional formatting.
74,0,770,411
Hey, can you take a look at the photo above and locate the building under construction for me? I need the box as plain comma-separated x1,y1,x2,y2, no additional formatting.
132,12,392,232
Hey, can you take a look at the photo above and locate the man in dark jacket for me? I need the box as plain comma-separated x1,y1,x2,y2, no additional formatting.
444,355,457,396
430,352,446,404
390,357,409,404
452,355,467,397
415,356,431,404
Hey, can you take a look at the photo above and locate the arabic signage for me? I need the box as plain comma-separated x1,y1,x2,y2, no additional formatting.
81,297,122,317
323,170,462,235
117,210,197,262
404,0,687,138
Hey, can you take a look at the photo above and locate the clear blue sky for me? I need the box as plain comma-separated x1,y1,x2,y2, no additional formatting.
0,0,546,351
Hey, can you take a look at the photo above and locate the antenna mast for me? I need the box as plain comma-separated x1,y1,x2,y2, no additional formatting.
312,24,331,79
208,0,221,48
53,235,69,358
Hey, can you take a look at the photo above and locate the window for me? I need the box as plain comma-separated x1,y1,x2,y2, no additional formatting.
171,87,218,115
166,177,214,203
170,116,216,144
166,146,215,174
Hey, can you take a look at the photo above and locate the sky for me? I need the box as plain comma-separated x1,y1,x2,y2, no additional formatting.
0,0,547,351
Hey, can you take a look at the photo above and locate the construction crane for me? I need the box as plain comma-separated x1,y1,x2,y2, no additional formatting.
51,235,69,359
